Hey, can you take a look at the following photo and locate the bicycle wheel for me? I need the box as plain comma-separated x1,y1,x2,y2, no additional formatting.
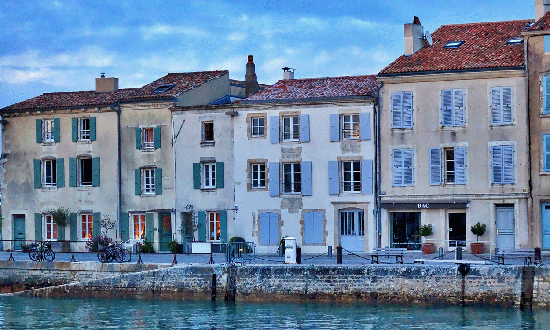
123,250,132,262
115,249,124,263
44,250,55,262
98,251,107,263
29,251,40,261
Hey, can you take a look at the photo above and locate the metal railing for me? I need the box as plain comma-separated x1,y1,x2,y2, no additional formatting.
226,242,256,264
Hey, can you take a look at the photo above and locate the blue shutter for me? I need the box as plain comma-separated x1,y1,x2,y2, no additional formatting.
69,158,77,187
72,118,78,142
193,163,201,189
90,117,97,141
392,149,403,186
268,162,280,197
491,87,502,125
92,157,100,187
453,90,465,126
429,148,441,185
360,112,371,140
35,213,42,241
53,118,60,142
454,147,466,185
215,162,224,188
502,146,514,184
93,212,101,237
135,128,142,149
259,212,270,244
304,212,314,244
69,213,78,242
544,76,550,114
34,159,42,188
328,161,339,195
120,212,129,241
329,114,339,141
492,146,503,184
220,210,227,243
441,89,453,126
299,114,310,142
146,213,154,243
313,212,323,244
197,211,206,242
135,169,141,195
502,87,512,124
36,119,43,143
362,159,373,194
269,213,279,245
545,35,550,52
545,135,550,172
270,116,280,144
154,126,161,149
57,158,65,188
301,161,312,196
392,92,403,128
155,168,162,195
403,149,414,186
402,92,413,128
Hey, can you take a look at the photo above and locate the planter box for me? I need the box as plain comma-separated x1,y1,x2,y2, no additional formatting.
422,243,435,254
470,242,484,255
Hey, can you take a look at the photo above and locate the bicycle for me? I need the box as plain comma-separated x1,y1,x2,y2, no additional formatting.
28,242,55,262
97,242,131,263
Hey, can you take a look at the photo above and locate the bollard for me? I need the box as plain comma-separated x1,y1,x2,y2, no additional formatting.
296,246,301,264
439,247,444,259
137,250,143,264
328,246,332,258
535,247,542,264
456,246,463,260
336,246,343,264
172,253,178,265
8,250,14,261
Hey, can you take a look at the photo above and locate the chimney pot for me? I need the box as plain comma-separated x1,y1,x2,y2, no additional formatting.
404,16,424,56
282,67,295,80
248,55,254,63
95,76,119,93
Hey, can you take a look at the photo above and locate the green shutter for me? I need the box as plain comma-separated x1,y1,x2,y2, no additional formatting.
53,118,60,142
155,168,162,195
69,158,77,187
90,117,96,141
92,157,100,187
92,212,101,237
146,213,154,243
193,163,201,189
135,128,142,149
120,212,130,241
33,159,42,188
35,213,42,241
36,119,43,143
69,213,78,242
216,162,224,188
135,169,141,195
197,211,206,242
154,126,161,149
58,225,65,241
56,158,65,188
220,210,227,243
72,118,78,142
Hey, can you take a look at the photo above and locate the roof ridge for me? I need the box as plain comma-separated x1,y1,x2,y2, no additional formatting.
438,18,533,29
277,74,377,82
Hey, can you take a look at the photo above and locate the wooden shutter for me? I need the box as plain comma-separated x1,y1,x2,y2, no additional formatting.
135,127,142,149
304,212,323,245
193,163,201,189
53,118,60,142
35,213,42,241
259,213,270,244
90,117,97,141
220,210,227,243
502,87,512,124
301,161,312,196
33,159,42,188
215,162,224,188
92,157,100,187
545,135,550,172
69,158,77,187
197,211,206,242
269,213,279,245
270,116,280,144
544,76,550,114
72,118,79,142
92,212,101,237
453,89,465,126
441,89,453,126
145,213,154,243
154,126,161,149
429,148,441,185
391,92,403,128
36,119,43,143
155,168,162,195
268,162,280,197
503,145,514,184
120,212,130,241
69,213,78,242
329,114,340,141
403,149,414,186
454,147,466,185
491,87,502,125
56,158,65,188
402,91,413,128
362,159,373,195
360,112,371,140
492,146,503,184
299,114,310,143
135,169,141,195
328,161,339,195
392,149,403,186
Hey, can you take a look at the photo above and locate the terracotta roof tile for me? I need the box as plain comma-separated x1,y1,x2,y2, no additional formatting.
528,12,550,31
379,20,533,75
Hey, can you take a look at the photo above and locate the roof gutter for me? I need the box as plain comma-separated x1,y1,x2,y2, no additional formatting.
378,65,525,78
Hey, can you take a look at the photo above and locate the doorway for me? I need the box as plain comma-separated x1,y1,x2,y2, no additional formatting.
542,203,550,249
339,209,365,252
158,212,172,252
13,215,25,251
448,213,466,247
390,212,420,250
496,205,515,250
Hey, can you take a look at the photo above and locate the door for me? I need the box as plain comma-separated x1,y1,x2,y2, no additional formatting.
542,204,550,249
13,215,25,251
448,213,466,247
158,212,172,252
496,205,515,250
340,210,365,252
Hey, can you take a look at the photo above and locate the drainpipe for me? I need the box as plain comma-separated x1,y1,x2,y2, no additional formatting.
524,36,534,245
113,102,122,239
376,82,383,248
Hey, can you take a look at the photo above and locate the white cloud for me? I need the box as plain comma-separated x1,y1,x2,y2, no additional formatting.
227,32,247,42
140,24,210,39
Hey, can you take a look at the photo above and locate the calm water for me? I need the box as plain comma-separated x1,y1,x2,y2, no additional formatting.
0,297,549,329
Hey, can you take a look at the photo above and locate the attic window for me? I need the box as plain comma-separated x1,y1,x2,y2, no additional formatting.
525,22,535,29
507,38,524,45
443,41,464,49
153,84,174,93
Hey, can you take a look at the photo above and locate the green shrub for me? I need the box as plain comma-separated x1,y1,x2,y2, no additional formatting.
138,237,154,253
419,224,433,237
471,222,487,241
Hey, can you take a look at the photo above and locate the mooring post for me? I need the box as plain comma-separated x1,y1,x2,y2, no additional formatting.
456,246,462,260
137,250,143,264
225,265,237,302
439,247,444,259
336,246,343,264
172,252,178,265
8,250,14,261
328,246,332,258
296,246,301,264
211,274,217,301
535,247,542,264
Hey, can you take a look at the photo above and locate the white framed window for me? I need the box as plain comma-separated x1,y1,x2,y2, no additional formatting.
391,91,413,128
491,87,513,125
342,114,360,139
133,213,146,240
282,116,299,141
78,157,92,187
491,145,514,184
282,163,301,193
43,159,57,187
44,214,57,241
79,118,91,140
142,127,154,149
392,149,414,187
251,163,266,189
207,211,221,241
80,213,93,240
203,163,216,188
202,122,214,142
544,135,550,172
444,148,456,184
142,168,155,194
430,147,466,186
342,161,361,192
43,119,54,142
441,89,466,127
251,117,265,137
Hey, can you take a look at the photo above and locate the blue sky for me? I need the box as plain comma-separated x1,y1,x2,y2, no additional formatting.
0,0,535,108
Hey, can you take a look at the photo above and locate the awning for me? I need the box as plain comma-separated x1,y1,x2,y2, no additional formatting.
380,200,469,210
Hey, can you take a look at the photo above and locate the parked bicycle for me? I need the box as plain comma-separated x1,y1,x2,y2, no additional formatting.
28,242,55,262
97,242,131,263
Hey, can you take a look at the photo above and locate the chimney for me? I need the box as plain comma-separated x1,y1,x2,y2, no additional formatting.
95,73,119,93
404,16,424,56
282,67,295,80
245,55,259,98
535,0,550,21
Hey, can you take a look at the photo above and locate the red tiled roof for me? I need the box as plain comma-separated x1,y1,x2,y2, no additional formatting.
528,12,550,31
245,75,377,101
379,20,533,75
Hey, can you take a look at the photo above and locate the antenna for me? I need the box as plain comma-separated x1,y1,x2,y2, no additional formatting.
425,31,433,46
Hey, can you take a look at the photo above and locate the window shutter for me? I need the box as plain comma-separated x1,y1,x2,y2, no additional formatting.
34,159,42,188
135,128,142,149
197,211,206,242
492,146,503,184
270,116,280,144
544,76,550,114
155,168,162,195
329,114,339,141
57,158,65,188
259,212,270,244
269,212,279,245
58,224,65,241
53,118,60,142
362,159,373,195
403,149,414,186
301,161,312,196
503,146,514,184
453,90,465,126
268,162,280,197
328,160,339,195
72,118,78,142
545,135,550,172
120,212,129,241
145,213,154,243
429,148,441,185
304,212,314,244
35,213,42,241
402,91,413,128
454,147,467,185
313,212,323,244
360,112,371,140
220,210,227,243
193,163,201,189
154,126,161,149
69,213,77,242
92,157,100,187
215,162,224,188
392,149,403,186
441,89,453,126
491,87,502,125
299,114,310,142
502,87,512,124
69,158,77,187
135,169,141,195
36,119,43,143
90,117,97,141
392,92,403,128
92,212,101,237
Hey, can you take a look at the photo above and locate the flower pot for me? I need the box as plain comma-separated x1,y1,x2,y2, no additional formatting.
422,243,435,254
470,242,484,255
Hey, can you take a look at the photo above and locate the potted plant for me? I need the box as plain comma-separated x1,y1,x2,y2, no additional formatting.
470,222,487,254
419,224,435,254
51,207,70,252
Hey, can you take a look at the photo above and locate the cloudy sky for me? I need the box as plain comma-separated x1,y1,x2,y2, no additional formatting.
0,0,535,108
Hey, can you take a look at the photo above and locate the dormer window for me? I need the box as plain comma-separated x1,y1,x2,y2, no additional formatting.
153,84,174,93
507,38,524,45
443,41,464,49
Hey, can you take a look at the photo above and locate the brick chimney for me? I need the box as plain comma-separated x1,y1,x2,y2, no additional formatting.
245,55,259,98
95,73,119,93
535,0,550,21
404,16,424,56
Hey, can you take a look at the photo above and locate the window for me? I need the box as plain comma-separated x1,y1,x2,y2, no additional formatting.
392,149,414,187
251,163,266,189
79,118,90,140
283,163,301,193
153,84,174,93
342,114,360,139
544,135,550,172
44,214,57,241
491,145,514,184
80,213,93,240
43,159,57,187
78,157,92,186
202,122,214,142
391,92,413,128
203,163,216,188
133,213,146,239
282,116,299,141
543,75,550,114
441,89,465,127
443,41,464,49
507,38,524,45
142,168,155,194
342,161,361,192
430,147,466,185
43,119,54,142
142,128,154,149
251,117,265,137
207,212,221,241
491,87,513,125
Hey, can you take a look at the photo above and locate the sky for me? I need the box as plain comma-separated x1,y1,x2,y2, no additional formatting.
0,0,536,109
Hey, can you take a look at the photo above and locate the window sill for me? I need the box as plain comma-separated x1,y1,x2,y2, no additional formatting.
540,113,550,118
140,193,157,197
250,135,266,139
440,126,466,130
489,123,514,128
77,186,93,190
141,148,156,152
342,190,362,194
201,188,217,191
282,192,302,195
251,187,267,191
41,142,56,146
41,187,58,192
282,139,300,143
78,140,92,144
201,141,215,147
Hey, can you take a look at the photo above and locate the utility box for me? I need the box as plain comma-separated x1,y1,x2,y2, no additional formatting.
284,237,297,264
